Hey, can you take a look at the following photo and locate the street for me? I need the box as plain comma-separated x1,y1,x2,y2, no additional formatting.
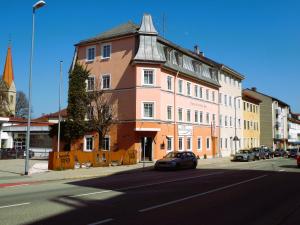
0,157,300,225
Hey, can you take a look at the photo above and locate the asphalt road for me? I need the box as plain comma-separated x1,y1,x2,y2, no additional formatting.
0,157,299,225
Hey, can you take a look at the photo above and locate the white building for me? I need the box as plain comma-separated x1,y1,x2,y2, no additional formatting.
218,67,244,156
288,113,300,148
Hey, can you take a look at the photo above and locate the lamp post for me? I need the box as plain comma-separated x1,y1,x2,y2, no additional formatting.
25,0,46,175
233,96,241,155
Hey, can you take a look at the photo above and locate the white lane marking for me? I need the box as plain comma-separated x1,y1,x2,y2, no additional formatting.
278,169,285,172
71,172,225,198
87,218,114,225
139,174,268,213
5,184,30,188
0,202,31,209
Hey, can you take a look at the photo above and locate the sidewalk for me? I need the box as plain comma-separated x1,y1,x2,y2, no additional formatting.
0,157,231,186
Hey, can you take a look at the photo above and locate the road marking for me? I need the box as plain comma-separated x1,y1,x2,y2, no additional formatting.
71,171,225,198
278,169,285,172
5,184,30,188
87,218,114,225
139,174,268,213
0,202,31,209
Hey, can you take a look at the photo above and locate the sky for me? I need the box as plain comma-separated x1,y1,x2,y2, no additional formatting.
0,0,299,117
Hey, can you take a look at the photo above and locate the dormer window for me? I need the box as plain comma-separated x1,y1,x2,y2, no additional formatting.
174,51,182,66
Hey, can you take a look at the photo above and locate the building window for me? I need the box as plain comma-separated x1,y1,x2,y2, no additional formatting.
167,106,172,120
244,102,246,110
219,115,223,127
219,93,222,104
178,79,183,94
10,95,13,104
212,114,216,125
102,136,110,151
224,95,227,106
143,69,154,85
167,137,173,151
229,96,232,107
238,119,241,128
238,99,241,109
212,91,215,102
101,43,111,59
102,74,111,89
178,108,183,122
194,85,199,97
87,76,95,91
84,135,94,151
187,137,192,151
87,106,94,120
206,113,210,124
225,138,228,148
220,138,222,149
178,137,183,151
230,117,232,127
143,102,154,119
244,120,247,129
199,87,203,98
197,137,202,150
187,82,191,96
194,110,199,123
86,46,95,61
225,116,228,127
206,137,210,150
206,89,209,100
167,76,172,90
187,109,191,122
199,111,203,123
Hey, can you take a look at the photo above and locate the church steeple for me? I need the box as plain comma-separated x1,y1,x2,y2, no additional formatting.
2,45,14,88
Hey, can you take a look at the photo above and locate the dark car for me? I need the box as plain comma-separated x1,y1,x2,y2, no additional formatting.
287,148,298,158
297,149,300,167
251,147,265,160
154,151,198,170
274,149,287,157
264,148,274,159
233,150,255,162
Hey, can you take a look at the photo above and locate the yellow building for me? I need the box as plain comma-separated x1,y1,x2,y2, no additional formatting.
242,91,261,149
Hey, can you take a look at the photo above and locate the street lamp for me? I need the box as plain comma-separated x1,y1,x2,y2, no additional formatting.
25,0,46,175
234,96,241,154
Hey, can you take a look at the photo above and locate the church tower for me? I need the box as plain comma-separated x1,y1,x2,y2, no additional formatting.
1,45,16,116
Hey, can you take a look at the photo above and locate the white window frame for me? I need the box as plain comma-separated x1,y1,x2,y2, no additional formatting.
87,75,95,91
178,108,183,122
102,135,110,151
142,68,155,86
167,105,172,121
101,43,112,59
197,136,202,151
167,76,172,91
206,137,211,150
142,101,155,119
178,79,183,94
166,136,173,152
86,46,96,62
178,136,184,151
84,135,94,151
101,74,111,90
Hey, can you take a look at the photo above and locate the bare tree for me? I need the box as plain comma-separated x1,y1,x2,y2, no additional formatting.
0,85,11,117
15,91,29,118
87,80,115,151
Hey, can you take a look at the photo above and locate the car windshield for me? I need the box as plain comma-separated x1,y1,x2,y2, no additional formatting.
238,150,249,154
165,152,182,158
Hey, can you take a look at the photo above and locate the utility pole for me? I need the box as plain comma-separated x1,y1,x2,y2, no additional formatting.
57,61,63,158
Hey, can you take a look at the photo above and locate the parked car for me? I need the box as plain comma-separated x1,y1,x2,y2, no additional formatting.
274,149,287,157
287,148,298,158
233,150,255,162
251,147,265,160
154,151,198,170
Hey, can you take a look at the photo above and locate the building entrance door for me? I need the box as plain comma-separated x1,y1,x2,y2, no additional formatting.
141,137,152,161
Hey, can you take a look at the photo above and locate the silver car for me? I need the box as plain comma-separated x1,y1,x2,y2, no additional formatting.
154,151,198,170
233,150,255,162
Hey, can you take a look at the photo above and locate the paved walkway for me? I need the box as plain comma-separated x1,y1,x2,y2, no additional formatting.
0,157,231,186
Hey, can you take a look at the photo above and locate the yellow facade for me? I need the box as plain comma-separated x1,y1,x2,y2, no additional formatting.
243,94,260,149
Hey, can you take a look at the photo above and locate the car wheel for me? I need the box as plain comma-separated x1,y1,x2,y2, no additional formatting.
192,162,197,169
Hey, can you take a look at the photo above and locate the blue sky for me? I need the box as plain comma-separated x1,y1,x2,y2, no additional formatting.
0,0,299,117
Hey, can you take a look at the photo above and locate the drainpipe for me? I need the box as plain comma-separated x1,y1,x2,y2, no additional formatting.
174,70,179,151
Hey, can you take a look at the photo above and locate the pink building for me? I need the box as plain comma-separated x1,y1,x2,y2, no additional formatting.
72,14,220,163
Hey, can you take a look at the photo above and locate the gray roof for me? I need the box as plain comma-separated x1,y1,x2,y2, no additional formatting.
76,21,139,46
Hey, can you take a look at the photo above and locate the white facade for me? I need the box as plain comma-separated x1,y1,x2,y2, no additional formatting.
272,101,289,149
218,71,243,156
288,116,300,147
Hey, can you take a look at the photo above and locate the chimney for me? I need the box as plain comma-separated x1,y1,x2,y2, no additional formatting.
251,87,257,92
194,45,200,55
199,51,204,57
